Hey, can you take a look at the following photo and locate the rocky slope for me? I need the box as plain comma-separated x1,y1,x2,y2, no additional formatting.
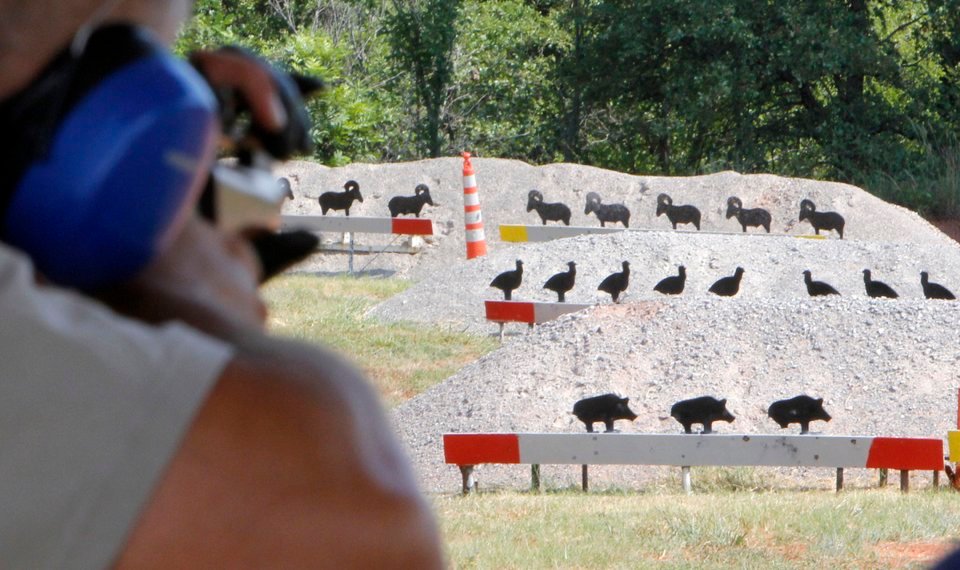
277,158,960,493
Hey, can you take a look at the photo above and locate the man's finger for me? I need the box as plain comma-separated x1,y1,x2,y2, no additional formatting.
191,50,287,132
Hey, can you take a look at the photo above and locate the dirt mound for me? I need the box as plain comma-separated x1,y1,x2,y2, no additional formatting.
279,158,956,280
276,158,960,494
395,297,960,492
369,228,960,334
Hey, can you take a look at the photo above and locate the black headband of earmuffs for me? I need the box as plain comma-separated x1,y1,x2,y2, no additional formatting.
0,23,219,289
0,25,158,204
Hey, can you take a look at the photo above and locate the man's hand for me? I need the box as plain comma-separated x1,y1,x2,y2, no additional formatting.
191,48,288,133
190,47,319,160
98,215,267,338
191,48,321,283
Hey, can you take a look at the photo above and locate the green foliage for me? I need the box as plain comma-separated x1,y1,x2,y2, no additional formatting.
176,0,279,53
577,0,905,176
857,121,960,218
177,0,388,165
178,0,960,217
450,0,568,161
274,32,388,165
385,0,462,157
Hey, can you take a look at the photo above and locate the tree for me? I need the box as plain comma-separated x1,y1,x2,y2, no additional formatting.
571,0,924,179
179,0,960,217
442,0,567,162
179,0,390,165
386,0,462,157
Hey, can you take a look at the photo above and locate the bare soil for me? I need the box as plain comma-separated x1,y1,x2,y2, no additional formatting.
874,541,956,568
930,218,960,245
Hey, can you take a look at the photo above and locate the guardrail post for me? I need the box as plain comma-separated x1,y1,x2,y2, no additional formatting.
531,464,541,491
900,470,910,492
581,465,589,492
459,465,476,495
934,470,940,488
348,232,355,273
836,468,844,492
682,466,692,494
879,468,888,487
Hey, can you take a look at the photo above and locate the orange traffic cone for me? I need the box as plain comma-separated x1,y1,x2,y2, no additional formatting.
462,152,487,259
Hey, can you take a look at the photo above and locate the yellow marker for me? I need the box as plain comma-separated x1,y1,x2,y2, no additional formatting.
949,430,960,462
499,225,529,242
795,234,828,240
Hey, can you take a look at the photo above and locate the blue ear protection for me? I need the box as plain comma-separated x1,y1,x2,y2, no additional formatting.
0,24,219,289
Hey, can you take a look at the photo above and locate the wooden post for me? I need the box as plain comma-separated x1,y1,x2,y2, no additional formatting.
497,322,504,342
900,470,910,493
933,470,940,489
879,468,888,487
531,464,541,491
836,467,844,492
682,466,692,494
459,465,475,495
581,465,589,492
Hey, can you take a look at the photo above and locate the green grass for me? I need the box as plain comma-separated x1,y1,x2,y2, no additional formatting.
263,273,960,569
435,489,960,569
262,273,498,406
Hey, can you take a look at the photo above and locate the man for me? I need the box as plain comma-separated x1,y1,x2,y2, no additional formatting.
0,0,444,567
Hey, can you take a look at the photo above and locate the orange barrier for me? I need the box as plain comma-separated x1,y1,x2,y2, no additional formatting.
484,300,592,324
444,432,945,494
281,215,434,235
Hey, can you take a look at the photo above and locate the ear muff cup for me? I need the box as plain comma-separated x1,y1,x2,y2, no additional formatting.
0,24,218,290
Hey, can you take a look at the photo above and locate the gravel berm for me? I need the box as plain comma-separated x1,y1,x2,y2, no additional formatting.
278,158,960,493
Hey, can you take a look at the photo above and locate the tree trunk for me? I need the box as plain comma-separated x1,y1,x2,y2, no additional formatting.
560,0,585,162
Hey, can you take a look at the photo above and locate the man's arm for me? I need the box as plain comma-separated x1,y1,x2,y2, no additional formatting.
2,2,443,565
115,333,446,568
97,208,443,566
95,210,444,567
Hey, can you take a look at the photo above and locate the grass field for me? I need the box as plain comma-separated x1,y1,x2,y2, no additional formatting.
263,273,960,569
263,273,498,406
436,488,960,569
